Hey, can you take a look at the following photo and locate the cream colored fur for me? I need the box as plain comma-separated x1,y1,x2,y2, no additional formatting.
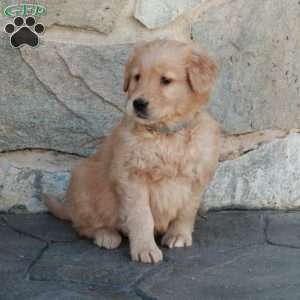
46,39,220,264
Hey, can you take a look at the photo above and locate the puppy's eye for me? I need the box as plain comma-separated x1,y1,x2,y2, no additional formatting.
134,74,141,82
160,76,172,86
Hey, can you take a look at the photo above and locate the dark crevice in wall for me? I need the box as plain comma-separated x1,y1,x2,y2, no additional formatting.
56,50,124,113
18,49,96,140
0,147,86,158
220,129,300,161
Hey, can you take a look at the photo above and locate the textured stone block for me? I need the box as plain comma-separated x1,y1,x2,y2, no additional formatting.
0,33,130,156
0,151,76,212
193,0,300,133
134,0,202,29
204,134,300,209
1,0,128,34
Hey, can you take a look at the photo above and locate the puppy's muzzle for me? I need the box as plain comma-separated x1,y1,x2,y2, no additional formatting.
133,98,149,119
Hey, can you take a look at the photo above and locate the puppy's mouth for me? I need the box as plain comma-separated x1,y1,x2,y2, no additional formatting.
135,111,148,119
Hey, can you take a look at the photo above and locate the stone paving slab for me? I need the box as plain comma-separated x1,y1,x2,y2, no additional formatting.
0,217,46,280
140,245,300,300
29,241,154,288
266,212,300,248
1,211,300,299
3,214,78,242
0,279,142,300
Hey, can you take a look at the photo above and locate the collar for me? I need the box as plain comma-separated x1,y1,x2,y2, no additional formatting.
145,121,191,135
143,112,200,136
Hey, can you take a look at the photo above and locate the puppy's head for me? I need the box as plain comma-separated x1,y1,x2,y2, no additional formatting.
123,39,218,125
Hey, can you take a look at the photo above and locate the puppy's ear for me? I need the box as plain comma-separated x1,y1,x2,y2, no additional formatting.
123,41,147,93
187,47,218,94
123,54,133,93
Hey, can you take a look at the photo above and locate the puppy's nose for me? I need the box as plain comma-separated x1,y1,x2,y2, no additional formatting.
133,98,149,114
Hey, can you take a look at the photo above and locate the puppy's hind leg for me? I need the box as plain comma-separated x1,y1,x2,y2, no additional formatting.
94,228,122,249
44,194,71,221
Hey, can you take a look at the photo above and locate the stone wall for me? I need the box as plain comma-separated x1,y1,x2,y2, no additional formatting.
0,0,299,212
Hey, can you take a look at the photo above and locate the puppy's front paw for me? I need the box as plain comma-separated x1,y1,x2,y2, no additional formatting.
131,244,163,264
94,228,122,249
162,232,192,248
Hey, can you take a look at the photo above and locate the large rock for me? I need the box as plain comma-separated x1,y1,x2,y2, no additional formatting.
134,0,202,29
193,0,300,133
43,0,128,34
203,133,300,210
2,134,300,212
220,129,288,161
0,32,131,156
1,0,128,34
0,150,77,213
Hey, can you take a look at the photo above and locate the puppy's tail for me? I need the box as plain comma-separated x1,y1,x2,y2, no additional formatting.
44,194,71,221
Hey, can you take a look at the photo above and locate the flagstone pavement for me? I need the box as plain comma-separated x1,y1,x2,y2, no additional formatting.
1,210,300,300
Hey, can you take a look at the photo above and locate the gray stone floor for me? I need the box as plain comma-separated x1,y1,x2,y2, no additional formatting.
1,211,300,300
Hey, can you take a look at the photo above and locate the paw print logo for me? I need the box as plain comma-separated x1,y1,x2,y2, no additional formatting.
4,16,45,48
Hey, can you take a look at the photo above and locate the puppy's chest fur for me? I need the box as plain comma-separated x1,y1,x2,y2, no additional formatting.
131,131,201,182
120,117,218,232
145,134,201,230
125,114,217,183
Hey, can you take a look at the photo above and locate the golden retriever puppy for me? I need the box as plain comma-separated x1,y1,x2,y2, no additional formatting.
46,39,220,264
